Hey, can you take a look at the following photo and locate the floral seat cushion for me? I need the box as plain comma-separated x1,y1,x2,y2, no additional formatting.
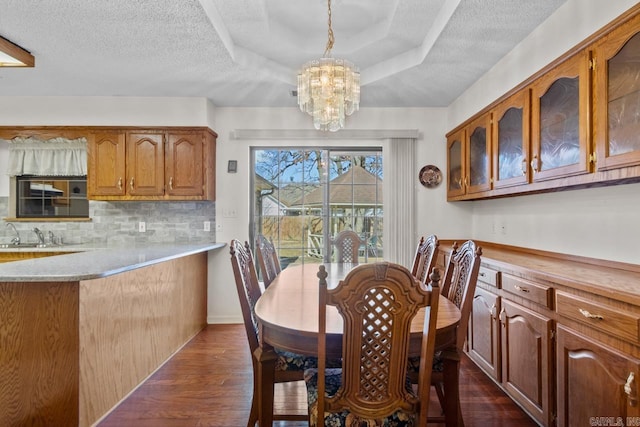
275,348,341,371
407,350,443,374
304,368,415,427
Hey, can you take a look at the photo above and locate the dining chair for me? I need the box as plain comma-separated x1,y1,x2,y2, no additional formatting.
411,240,482,425
255,234,281,289
331,230,364,264
305,262,441,427
229,239,313,426
410,234,440,284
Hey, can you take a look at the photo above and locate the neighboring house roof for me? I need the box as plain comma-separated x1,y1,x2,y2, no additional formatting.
289,166,383,207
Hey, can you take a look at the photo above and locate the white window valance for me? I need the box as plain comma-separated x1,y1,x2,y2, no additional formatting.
7,137,88,176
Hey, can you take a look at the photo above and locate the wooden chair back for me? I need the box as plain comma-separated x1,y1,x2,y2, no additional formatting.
331,230,364,264
440,240,482,352
256,234,281,289
229,239,262,354
411,234,440,284
316,262,440,427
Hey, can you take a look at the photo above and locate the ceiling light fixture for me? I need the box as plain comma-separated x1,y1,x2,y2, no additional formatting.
0,35,35,67
297,0,360,132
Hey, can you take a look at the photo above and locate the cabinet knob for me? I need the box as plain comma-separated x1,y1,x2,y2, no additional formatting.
169,177,173,190
130,177,135,190
521,159,527,176
489,303,497,319
530,156,540,174
117,177,122,190
625,372,638,407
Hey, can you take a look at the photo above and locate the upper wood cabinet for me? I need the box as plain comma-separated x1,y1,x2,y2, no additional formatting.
165,132,204,197
594,12,640,171
88,132,126,196
88,127,216,201
492,90,531,189
447,5,640,201
447,113,492,198
126,132,165,197
530,50,592,182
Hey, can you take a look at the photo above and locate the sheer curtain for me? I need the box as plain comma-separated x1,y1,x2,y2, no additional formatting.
7,137,88,176
382,137,416,267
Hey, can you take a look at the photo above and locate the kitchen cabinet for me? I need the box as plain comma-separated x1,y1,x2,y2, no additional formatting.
530,49,592,182
88,128,216,201
446,113,492,199
594,12,640,172
126,132,165,196
456,241,640,426
492,90,531,189
556,325,640,427
87,132,126,196
467,283,501,381
165,132,204,197
500,299,554,426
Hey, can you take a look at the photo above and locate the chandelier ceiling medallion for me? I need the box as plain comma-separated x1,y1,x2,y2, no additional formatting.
297,0,360,132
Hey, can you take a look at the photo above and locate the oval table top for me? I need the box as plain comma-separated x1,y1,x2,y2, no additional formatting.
255,262,461,358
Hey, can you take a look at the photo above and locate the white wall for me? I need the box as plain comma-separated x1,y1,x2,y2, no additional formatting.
445,0,640,264
208,106,466,323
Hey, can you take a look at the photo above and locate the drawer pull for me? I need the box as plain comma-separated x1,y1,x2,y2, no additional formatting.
625,372,638,407
514,285,530,293
489,303,497,319
578,308,604,320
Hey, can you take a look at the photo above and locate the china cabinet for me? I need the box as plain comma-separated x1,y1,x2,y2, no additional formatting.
446,113,492,198
492,90,531,188
530,50,592,182
594,12,640,172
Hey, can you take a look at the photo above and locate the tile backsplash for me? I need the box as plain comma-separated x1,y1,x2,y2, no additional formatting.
0,197,216,246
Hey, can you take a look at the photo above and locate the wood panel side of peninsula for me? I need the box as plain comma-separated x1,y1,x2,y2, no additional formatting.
0,252,208,427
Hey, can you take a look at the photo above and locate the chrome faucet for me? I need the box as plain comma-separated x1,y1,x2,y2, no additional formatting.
32,227,45,245
6,222,20,245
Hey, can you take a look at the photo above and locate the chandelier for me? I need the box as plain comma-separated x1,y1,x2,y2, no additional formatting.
297,0,360,132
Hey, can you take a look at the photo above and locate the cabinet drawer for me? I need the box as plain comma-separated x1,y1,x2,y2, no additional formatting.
556,291,640,344
478,266,500,288
502,274,552,309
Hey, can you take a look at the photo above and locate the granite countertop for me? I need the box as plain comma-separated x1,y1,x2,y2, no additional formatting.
0,242,226,282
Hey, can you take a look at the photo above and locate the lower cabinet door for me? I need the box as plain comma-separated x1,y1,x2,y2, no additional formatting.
467,287,501,381
500,299,554,426
556,325,640,427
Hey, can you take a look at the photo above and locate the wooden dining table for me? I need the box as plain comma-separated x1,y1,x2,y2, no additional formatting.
254,262,463,427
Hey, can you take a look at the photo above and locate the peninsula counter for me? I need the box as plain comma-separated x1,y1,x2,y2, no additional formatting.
0,243,225,427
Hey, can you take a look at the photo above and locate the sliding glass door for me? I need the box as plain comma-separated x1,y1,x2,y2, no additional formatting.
251,148,383,270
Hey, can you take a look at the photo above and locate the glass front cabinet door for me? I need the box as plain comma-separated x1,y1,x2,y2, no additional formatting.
530,50,591,182
594,13,640,171
447,113,492,199
466,113,493,194
492,90,531,189
447,128,466,198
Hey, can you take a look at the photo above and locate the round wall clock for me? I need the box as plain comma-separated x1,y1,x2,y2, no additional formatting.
419,165,442,188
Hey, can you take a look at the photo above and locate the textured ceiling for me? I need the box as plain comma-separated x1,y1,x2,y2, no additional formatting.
0,0,567,108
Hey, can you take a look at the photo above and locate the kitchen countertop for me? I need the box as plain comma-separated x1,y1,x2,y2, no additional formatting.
0,242,225,282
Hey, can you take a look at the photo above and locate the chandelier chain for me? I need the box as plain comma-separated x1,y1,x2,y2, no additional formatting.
324,0,334,57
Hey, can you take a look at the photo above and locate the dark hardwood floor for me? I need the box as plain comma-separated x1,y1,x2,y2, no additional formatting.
98,324,538,427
